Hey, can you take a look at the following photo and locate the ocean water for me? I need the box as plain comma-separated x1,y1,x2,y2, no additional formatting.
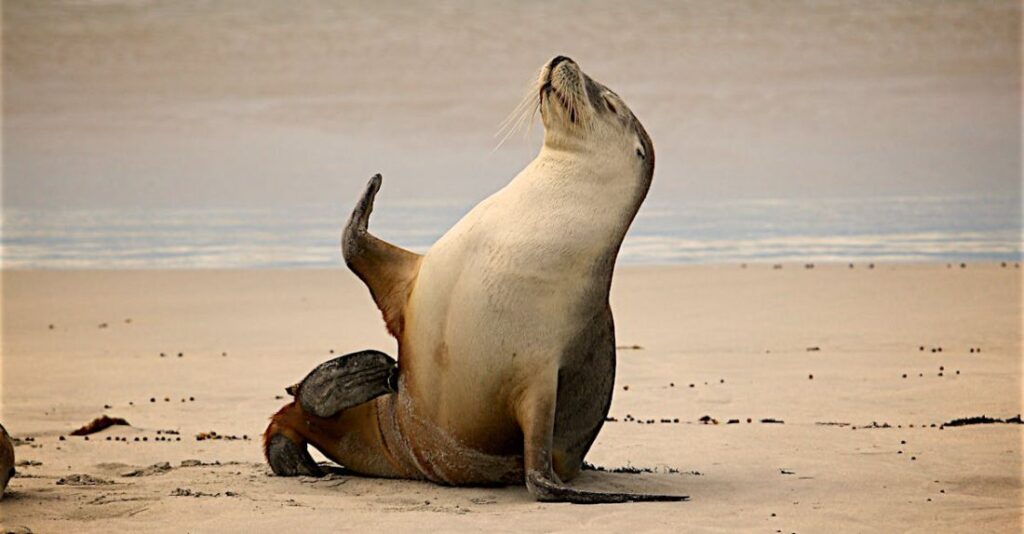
1,195,1019,269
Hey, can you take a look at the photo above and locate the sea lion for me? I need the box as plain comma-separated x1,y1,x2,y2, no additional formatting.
265,56,685,503
0,423,14,499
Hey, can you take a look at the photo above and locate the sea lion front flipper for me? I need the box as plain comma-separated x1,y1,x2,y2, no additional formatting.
293,350,398,419
519,386,688,504
342,174,422,338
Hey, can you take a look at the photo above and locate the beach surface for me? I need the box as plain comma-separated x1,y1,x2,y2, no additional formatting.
1,264,1021,532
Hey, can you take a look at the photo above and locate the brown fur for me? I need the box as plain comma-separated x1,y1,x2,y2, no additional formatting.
0,424,14,499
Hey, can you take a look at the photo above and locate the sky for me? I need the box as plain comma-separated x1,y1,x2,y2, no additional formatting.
2,0,1021,210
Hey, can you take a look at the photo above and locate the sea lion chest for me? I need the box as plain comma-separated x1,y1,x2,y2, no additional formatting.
398,154,635,445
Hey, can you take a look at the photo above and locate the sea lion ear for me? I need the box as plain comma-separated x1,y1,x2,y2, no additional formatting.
293,350,398,419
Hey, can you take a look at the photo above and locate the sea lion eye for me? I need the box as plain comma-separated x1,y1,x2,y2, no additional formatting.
635,144,646,160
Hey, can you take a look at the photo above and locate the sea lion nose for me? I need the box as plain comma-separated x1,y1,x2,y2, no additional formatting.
549,55,574,69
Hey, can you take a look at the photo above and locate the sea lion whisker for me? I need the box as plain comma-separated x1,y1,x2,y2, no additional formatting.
495,80,542,151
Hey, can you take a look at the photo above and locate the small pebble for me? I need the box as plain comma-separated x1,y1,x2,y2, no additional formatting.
689,384,695,388
808,374,814,380
911,456,916,461
902,374,907,379
669,382,675,387
622,385,629,391
104,404,112,409
59,435,66,441
150,398,156,403
177,352,183,358
49,324,55,330
164,397,170,402
84,436,89,441
160,353,166,357
189,397,195,401
719,379,724,384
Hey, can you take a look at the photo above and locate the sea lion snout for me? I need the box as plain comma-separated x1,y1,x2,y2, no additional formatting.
548,55,574,70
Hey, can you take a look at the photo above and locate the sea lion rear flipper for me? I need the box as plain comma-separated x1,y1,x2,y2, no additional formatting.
342,174,422,338
294,350,398,419
519,386,688,504
265,433,323,477
266,350,397,477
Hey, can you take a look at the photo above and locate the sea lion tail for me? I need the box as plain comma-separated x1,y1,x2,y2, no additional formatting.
342,174,422,338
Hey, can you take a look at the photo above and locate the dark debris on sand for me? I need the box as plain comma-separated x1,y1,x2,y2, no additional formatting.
582,461,702,476
70,415,130,436
941,414,1022,428
195,431,250,441
170,487,239,498
56,474,113,486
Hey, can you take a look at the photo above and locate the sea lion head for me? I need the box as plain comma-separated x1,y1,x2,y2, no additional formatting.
536,56,653,172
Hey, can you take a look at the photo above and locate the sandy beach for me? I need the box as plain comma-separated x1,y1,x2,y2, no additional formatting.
0,264,1020,532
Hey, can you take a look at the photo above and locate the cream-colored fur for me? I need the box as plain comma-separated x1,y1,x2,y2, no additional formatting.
398,58,650,457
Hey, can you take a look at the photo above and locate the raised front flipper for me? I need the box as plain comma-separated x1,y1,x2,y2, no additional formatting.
292,350,398,418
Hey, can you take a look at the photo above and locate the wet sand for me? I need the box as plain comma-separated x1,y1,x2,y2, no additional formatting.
1,264,1020,532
